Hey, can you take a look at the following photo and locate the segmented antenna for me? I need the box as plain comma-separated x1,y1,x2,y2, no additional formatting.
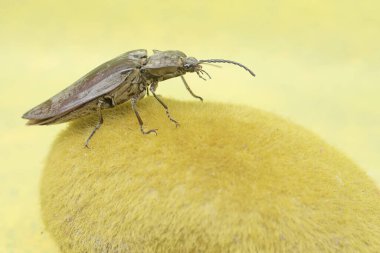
199,59,255,77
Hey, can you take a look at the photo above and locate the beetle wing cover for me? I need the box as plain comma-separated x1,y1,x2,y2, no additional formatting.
23,50,147,120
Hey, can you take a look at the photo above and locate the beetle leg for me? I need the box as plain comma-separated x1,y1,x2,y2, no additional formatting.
150,85,180,127
131,96,157,135
180,76,203,102
146,86,150,96
84,100,104,148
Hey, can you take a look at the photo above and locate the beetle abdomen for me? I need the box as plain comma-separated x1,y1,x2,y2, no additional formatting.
22,50,148,121
25,72,145,125
23,68,134,120
25,98,101,125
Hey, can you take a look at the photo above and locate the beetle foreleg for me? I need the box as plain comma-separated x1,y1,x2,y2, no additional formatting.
131,96,157,135
84,100,104,148
180,76,203,102
149,85,180,127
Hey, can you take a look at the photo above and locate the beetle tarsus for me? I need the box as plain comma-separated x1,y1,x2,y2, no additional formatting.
150,85,180,127
166,113,180,127
84,100,104,148
180,76,203,102
131,96,158,135
141,127,158,135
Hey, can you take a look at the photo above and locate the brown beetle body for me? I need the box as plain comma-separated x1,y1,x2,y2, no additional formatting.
27,68,143,125
23,49,255,147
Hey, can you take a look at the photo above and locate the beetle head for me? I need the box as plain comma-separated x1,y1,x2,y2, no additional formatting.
182,57,213,81
183,57,256,81
183,57,201,72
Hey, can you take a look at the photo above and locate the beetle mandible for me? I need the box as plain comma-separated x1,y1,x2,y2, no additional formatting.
22,49,255,147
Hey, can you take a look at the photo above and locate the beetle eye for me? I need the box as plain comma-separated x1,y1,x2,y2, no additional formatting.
184,64,191,69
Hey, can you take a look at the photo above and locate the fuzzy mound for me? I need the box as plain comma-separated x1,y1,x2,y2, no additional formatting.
40,97,380,253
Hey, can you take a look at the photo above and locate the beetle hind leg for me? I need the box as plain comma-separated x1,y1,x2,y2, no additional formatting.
150,85,180,127
84,100,105,148
131,96,158,135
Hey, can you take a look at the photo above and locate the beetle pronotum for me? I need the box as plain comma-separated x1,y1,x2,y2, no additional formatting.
22,49,255,147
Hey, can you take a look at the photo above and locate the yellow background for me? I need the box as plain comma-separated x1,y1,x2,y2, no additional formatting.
0,0,379,252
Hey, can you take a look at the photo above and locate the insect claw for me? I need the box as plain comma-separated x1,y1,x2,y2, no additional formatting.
141,128,158,135
171,120,180,128
166,112,180,127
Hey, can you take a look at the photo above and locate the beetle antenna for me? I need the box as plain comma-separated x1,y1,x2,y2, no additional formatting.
201,62,222,68
199,59,255,77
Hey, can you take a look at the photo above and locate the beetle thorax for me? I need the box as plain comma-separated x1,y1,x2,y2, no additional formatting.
141,51,188,81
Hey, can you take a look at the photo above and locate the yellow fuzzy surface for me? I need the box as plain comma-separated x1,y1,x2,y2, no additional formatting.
40,97,380,253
